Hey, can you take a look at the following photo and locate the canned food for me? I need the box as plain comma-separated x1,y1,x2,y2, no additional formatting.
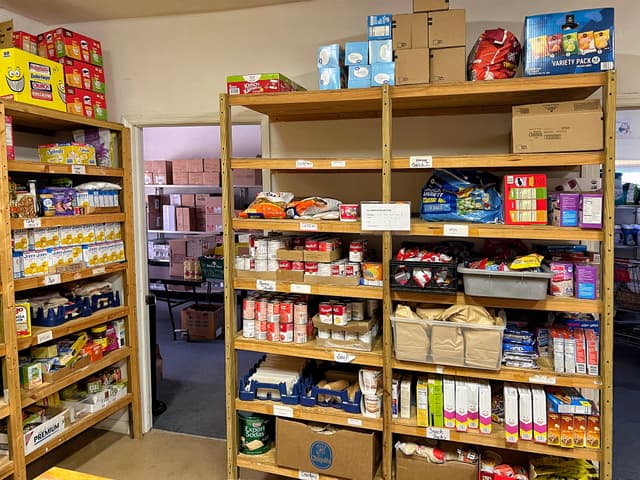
249,258,256,271
278,260,292,271
243,297,256,320
235,256,246,270
304,262,318,275
266,321,280,341
279,322,294,342
366,299,379,318
331,260,345,276
318,302,333,324
345,262,361,277
267,239,284,259
255,259,268,272
304,239,319,251
255,299,268,322
359,329,373,344
317,329,331,339
280,300,293,323
339,204,359,222
239,413,272,455
256,320,267,340
349,240,364,262
331,330,346,340
345,331,359,341
350,301,365,321
333,303,349,326
243,319,255,338
255,237,268,259
293,302,308,324
318,239,336,252
317,262,332,276
294,328,308,344
291,260,305,271
267,260,279,272
267,300,280,318
292,236,306,249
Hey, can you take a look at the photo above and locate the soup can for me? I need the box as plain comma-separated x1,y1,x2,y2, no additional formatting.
291,261,305,271
339,203,359,222
278,260,292,271
243,297,256,320
294,323,308,344
349,241,364,262
242,319,255,338
346,262,361,277
280,300,294,324
256,299,268,323
255,237,268,259
317,262,332,276
333,303,348,326
304,238,319,251
305,262,318,275
317,329,331,339
331,330,346,340
255,259,268,272
294,302,308,324
266,321,279,342
318,302,333,324
350,301,365,321
256,319,267,340
279,322,294,342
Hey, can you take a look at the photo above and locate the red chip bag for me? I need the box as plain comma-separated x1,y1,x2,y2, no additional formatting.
467,28,522,81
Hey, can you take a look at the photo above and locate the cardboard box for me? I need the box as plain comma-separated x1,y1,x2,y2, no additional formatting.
395,48,429,85
428,10,466,49
147,194,170,211
233,169,262,186
203,196,222,214
393,13,428,50
172,159,189,173
430,46,466,83
276,417,380,480
547,412,561,446
226,73,305,95
0,48,66,112
173,171,189,185
413,0,449,13
162,205,176,231
180,194,195,207
180,303,223,339
60,57,92,90
511,99,603,153
550,192,579,227
147,210,162,230
504,173,548,225
188,172,219,185
205,214,223,233
318,66,343,90
65,87,107,120
187,234,217,258
203,158,220,172
317,43,343,68
396,452,477,480
186,158,203,172
524,8,614,77
90,64,105,93
176,207,196,232
13,31,38,54
38,28,102,66
586,415,600,448
23,407,70,455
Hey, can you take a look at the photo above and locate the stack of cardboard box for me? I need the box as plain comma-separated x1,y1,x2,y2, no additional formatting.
144,161,173,185
394,1,467,85
147,194,169,230
171,158,220,186
169,235,218,277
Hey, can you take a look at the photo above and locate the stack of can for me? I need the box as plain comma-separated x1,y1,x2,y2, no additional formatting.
242,293,312,344
316,298,380,344
236,233,290,272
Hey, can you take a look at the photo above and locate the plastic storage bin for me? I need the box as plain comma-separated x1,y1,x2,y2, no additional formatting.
391,316,505,370
390,260,458,294
457,264,554,300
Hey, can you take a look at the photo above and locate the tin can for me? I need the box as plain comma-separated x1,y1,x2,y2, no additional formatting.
256,319,267,340
278,260,292,271
294,302,308,324
349,241,364,262
294,325,308,344
239,413,272,455
292,236,305,249
243,319,255,338
267,300,280,319
256,299,268,323
304,238,319,251
305,262,318,275
266,321,279,341
359,329,373,344
317,262,331,276
235,256,246,270
350,301,365,321
345,262,361,277
331,330,346,340
279,322,294,342
267,260,279,272
267,238,284,259
255,259,268,272
339,203,359,222
318,302,333,324
333,303,348,326
345,331,359,341
280,300,294,324
330,260,345,276
366,299,379,318
318,239,336,252
317,329,331,339
248,258,256,271
255,237,268,259
243,297,256,320
291,261,305,271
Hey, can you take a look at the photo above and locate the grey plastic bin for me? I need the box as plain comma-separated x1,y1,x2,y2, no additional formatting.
458,264,554,300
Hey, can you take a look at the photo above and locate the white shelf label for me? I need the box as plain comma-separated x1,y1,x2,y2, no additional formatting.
331,160,346,168
333,351,356,363
44,274,61,286
361,202,411,231
529,374,557,385
256,279,276,292
443,224,469,237
92,267,107,275
409,155,433,168
296,159,314,169
298,472,320,480
71,165,87,175
426,427,450,441
435,366,445,374
273,405,294,418
290,283,311,294
347,418,363,427
23,218,41,229
299,222,318,232
36,331,53,345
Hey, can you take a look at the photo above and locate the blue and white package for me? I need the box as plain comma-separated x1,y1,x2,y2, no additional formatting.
368,14,392,40
420,169,503,223
318,67,343,90
371,62,395,86
345,41,369,66
348,65,371,89
524,8,614,76
317,44,343,68
369,39,393,64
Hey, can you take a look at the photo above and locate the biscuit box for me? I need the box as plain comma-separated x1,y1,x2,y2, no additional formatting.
38,28,103,66
0,48,66,112
524,8,614,76
226,73,305,95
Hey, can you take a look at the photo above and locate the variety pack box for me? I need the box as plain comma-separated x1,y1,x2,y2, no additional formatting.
226,73,305,95
524,8,614,76
0,48,66,112
38,28,103,66
66,86,108,121
413,0,449,13
13,31,38,54
504,174,548,225
60,58,105,94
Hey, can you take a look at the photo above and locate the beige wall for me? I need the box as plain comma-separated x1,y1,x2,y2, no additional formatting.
0,8,47,34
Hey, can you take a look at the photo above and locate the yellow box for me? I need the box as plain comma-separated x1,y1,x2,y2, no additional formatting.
15,302,31,337
38,143,96,165
22,249,50,277
416,376,429,427
0,48,66,111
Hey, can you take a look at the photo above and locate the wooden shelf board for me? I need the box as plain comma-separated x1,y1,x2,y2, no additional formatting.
0,402,10,420
227,73,605,122
11,213,125,230
233,218,365,234
8,161,124,177
392,417,601,461
408,219,603,241
391,291,603,314
2,99,123,133
235,399,383,431
148,230,219,235
232,157,383,171
233,278,383,300
392,151,604,170
237,448,351,480
144,184,221,190
14,262,128,292
17,306,130,351
0,344,5,357
0,458,13,480
25,394,133,464
21,347,131,408
234,333,383,367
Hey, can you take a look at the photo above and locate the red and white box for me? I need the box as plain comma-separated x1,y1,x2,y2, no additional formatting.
12,31,38,54
585,329,599,376
6,115,14,160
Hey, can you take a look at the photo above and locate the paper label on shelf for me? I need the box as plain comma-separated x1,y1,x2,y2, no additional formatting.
23,218,41,229
92,267,107,275
290,283,311,294
298,472,320,480
436,366,445,374
256,279,276,292
36,331,53,345
409,155,433,168
44,274,61,286
426,427,450,441
443,224,469,237
299,222,318,232
347,418,363,427
333,351,356,363
529,374,557,385
331,160,346,168
361,202,411,231
296,159,314,169
71,165,87,175
273,405,294,418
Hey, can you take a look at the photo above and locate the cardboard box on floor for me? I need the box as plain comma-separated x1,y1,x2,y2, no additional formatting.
428,10,466,49
276,417,380,480
413,0,449,12
512,99,603,153
180,304,224,339
396,451,478,480
430,46,466,83
393,13,428,50
395,48,430,85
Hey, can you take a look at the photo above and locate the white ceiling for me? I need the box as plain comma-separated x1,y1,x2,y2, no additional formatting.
2,0,309,24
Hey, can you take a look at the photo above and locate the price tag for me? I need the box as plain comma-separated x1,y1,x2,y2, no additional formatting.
256,279,276,292
347,418,363,427
290,283,311,294
331,160,346,168
409,155,433,168
299,222,318,232
36,331,53,345
93,267,107,275
71,165,87,175
333,351,356,363
443,224,469,237
23,218,42,229
298,472,320,480
426,427,450,441
436,366,445,374
296,159,314,169
273,405,294,418
529,375,557,385
44,274,61,286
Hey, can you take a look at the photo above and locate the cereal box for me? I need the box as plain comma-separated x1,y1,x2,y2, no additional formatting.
400,375,412,419
547,412,561,446
517,385,533,441
586,415,600,448
531,386,547,443
560,414,574,448
573,415,587,448
504,174,547,225
428,375,444,427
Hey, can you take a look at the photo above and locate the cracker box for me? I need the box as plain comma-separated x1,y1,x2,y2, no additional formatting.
38,28,103,66
560,413,574,448
524,8,614,77
504,174,548,225
428,375,444,427
0,48,66,111
547,412,561,446
585,328,599,376
226,73,305,95
586,415,600,448
573,414,587,448
416,376,429,427
12,31,38,54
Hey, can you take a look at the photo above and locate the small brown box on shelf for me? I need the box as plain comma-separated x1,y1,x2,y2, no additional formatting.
147,210,162,229
144,172,154,185
396,451,478,480
169,194,182,205
151,160,173,184
147,195,170,211
176,207,197,232
276,249,305,261
195,193,209,207
172,159,188,173
276,269,304,283
233,169,262,186
203,158,221,172
202,171,220,186
180,303,224,340
395,48,430,85
205,214,223,232
173,171,189,185
428,10,466,49
430,46,466,83
393,13,428,50
204,196,222,214
181,194,196,207
413,0,449,12
187,158,204,172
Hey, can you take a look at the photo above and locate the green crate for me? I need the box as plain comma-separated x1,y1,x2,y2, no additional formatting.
199,256,224,280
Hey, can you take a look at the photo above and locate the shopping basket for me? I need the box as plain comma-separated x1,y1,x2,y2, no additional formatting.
614,258,640,311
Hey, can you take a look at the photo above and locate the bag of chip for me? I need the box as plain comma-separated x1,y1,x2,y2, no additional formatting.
467,28,522,81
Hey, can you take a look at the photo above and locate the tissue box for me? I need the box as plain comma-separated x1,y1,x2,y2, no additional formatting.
318,67,343,90
345,42,369,66
369,39,393,64
348,65,371,89
368,14,392,40
371,63,395,86
317,43,343,68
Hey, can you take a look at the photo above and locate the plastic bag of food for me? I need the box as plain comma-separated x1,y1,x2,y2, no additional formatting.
285,196,341,219
239,192,294,219
468,28,521,81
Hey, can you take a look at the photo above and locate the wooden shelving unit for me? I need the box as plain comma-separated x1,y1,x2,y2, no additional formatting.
0,99,141,480
221,72,615,480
